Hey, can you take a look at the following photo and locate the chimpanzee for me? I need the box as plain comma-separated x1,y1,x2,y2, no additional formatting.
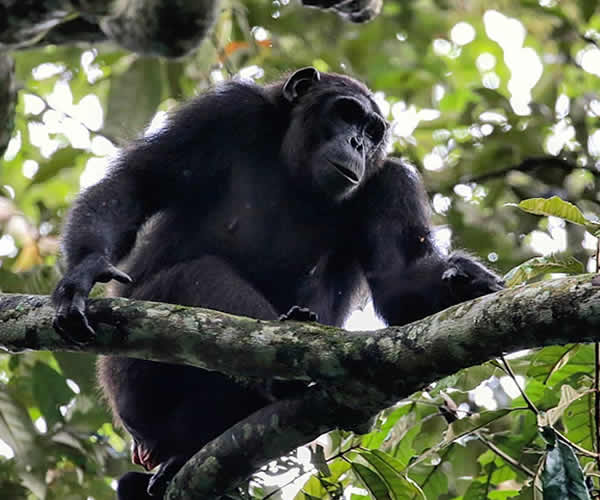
52,67,503,498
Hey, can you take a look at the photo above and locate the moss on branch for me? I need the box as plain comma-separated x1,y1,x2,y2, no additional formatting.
2,274,600,497
1,274,599,412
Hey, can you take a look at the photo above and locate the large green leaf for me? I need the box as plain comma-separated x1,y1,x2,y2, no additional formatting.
511,379,560,411
445,409,513,443
351,462,392,500
0,385,37,457
561,390,594,451
526,345,580,384
28,147,85,187
541,428,591,500
32,362,74,429
359,450,424,500
510,197,600,235
544,385,589,427
578,0,598,21
503,255,585,287
103,57,164,141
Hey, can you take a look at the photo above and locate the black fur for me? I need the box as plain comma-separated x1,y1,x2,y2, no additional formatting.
52,68,503,498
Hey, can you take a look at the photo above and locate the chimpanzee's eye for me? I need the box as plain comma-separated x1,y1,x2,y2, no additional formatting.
365,115,386,143
333,98,365,125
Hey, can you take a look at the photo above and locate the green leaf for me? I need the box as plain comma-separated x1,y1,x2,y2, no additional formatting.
473,88,512,114
509,197,600,234
561,389,594,450
527,345,579,384
104,57,164,141
310,445,331,477
362,404,414,450
503,255,585,287
0,385,37,456
296,475,328,500
351,462,392,500
445,409,513,443
28,147,86,186
545,385,589,426
463,480,488,500
53,352,100,395
32,362,74,429
488,491,519,500
511,379,560,411
578,0,597,22
541,428,591,500
359,450,424,500
302,494,323,500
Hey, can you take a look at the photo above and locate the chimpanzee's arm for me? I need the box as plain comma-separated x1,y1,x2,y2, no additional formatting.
52,82,269,340
355,158,503,326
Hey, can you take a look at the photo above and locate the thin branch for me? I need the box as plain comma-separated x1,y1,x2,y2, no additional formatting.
594,342,600,469
477,432,536,477
594,238,600,470
581,33,600,50
554,429,599,460
472,156,599,184
500,355,539,415
431,156,599,194
262,443,361,500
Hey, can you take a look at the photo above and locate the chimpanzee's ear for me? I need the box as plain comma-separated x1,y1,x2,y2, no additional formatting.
283,67,321,103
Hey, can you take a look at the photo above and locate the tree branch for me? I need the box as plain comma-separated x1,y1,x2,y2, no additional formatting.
0,52,15,157
0,1,217,57
165,387,361,500
1,0,380,56
2,274,600,412
428,156,598,194
462,156,596,185
3,274,600,497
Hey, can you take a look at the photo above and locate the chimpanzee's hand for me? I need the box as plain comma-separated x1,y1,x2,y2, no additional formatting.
279,305,319,322
52,254,132,343
442,252,504,302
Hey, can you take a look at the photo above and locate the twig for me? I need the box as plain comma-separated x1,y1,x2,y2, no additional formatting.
465,156,598,185
261,442,361,500
477,432,536,477
594,238,600,473
261,467,316,500
500,355,539,415
554,429,599,460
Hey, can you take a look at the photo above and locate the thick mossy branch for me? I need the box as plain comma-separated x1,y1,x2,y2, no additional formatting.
2,275,600,499
1,274,599,413
0,0,217,57
0,0,379,55
165,387,359,500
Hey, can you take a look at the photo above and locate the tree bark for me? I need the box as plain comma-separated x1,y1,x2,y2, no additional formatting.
0,0,217,57
2,274,599,497
0,52,15,158
1,274,599,411
0,0,381,55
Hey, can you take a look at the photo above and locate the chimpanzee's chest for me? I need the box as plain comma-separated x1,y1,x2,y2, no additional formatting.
202,168,353,297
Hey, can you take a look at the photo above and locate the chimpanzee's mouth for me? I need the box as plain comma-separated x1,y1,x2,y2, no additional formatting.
330,161,360,184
